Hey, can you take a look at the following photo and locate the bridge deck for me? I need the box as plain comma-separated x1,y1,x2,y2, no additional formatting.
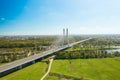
0,38,92,76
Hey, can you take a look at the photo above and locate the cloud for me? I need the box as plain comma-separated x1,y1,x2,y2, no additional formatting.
1,17,5,21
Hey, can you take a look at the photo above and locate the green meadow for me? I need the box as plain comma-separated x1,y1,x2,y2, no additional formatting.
1,57,120,80
45,57,120,80
1,62,47,80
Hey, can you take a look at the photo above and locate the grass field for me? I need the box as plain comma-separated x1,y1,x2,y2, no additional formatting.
45,57,120,80
1,57,120,80
1,61,48,80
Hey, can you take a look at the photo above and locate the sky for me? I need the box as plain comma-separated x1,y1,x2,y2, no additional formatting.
0,0,120,35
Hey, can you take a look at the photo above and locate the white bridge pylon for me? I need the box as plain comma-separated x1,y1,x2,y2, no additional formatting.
62,28,69,46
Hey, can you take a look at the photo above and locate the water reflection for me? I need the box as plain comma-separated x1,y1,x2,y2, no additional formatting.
106,46,120,53
106,49,120,53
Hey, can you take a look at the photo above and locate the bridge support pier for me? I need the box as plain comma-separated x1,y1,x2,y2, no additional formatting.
32,60,35,64
42,57,44,60
19,65,22,69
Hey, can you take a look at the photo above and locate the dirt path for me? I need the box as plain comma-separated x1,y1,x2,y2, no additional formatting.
40,56,54,80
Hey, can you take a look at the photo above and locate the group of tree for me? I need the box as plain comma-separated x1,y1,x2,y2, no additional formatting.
0,36,58,63
0,53,27,63
0,37,55,48
55,50,120,59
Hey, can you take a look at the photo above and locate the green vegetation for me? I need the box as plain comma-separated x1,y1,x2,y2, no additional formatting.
1,57,120,80
0,36,55,48
1,61,48,80
56,38,120,59
50,36,120,80
45,57,120,80
0,36,57,63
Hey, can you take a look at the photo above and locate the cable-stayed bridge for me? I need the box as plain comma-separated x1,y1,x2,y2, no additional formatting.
0,29,92,77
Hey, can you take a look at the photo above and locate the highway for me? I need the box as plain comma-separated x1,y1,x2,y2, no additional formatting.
0,38,92,76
